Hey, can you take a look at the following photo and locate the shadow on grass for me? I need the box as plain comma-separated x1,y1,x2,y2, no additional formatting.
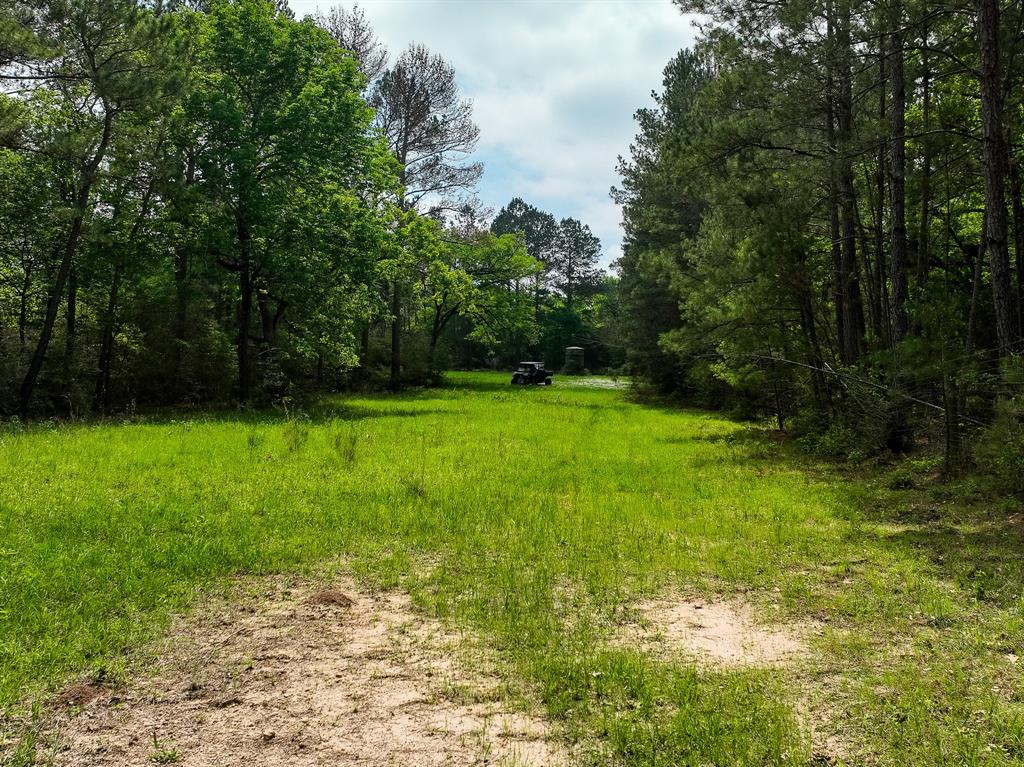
876,519,1024,606
660,432,739,445
720,425,1024,609
3,399,454,434
439,375,513,394
8,371,600,432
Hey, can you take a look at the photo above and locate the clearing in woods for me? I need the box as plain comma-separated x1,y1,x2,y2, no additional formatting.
2,372,1023,765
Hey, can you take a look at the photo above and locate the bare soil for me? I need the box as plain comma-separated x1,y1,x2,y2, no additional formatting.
52,682,106,711
619,594,812,668
39,578,561,767
617,594,852,763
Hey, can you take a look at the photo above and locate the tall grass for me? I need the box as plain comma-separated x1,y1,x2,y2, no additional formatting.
1,372,1022,765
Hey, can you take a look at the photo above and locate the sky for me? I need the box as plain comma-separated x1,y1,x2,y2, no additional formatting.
289,0,700,269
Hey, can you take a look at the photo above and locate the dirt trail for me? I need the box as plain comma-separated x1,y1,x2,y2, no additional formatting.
42,579,560,767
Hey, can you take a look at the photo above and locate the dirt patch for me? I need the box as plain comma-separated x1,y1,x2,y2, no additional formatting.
40,578,561,766
53,681,106,710
619,595,811,668
306,587,354,608
615,593,855,763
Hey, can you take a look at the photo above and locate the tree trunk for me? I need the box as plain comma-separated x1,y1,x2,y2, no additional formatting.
95,183,154,412
19,227,79,416
63,267,77,403
888,22,909,343
257,289,277,350
172,153,195,400
977,0,1016,356
839,171,864,362
428,304,443,376
966,232,986,355
94,260,122,412
825,12,845,362
917,27,932,291
1012,163,1024,340
236,215,253,405
795,249,828,407
19,110,114,416
942,368,962,473
831,0,864,364
18,260,31,353
173,242,189,397
858,168,882,340
868,46,886,342
390,281,401,390
829,195,845,360
428,334,439,377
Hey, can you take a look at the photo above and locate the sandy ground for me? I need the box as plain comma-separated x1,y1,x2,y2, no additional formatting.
37,579,561,767
621,595,812,667
15,583,842,766
616,594,850,764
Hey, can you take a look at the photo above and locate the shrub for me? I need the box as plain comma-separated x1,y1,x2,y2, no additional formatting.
974,396,1024,493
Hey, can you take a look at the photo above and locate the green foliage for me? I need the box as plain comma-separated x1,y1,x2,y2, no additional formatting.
614,50,710,396
186,0,394,400
149,732,180,764
0,2,620,407
436,232,540,352
0,0,537,410
491,197,558,267
551,217,601,309
796,422,862,461
975,396,1024,493
615,0,1024,465
482,198,619,372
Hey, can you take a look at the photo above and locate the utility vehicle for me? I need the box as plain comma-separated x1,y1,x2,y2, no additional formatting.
511,362,553,386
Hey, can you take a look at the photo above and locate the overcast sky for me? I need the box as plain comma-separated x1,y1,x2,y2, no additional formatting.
289,0,699,268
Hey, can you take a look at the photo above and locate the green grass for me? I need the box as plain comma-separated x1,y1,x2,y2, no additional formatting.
2,371,1023,765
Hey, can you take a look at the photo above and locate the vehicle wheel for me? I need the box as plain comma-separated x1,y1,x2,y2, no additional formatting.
544,378,552,386
512,375,522,385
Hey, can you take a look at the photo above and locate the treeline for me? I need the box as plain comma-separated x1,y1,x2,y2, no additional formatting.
616,0,1024,480
0,0,615,417
484,197,620,372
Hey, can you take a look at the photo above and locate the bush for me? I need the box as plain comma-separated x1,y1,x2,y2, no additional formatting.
797,422,861,460
974,396,1024,493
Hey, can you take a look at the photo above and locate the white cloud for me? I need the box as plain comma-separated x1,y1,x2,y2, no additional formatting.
291,0,699,267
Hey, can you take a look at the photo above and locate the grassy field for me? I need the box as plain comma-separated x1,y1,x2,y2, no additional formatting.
2,371,1024,765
